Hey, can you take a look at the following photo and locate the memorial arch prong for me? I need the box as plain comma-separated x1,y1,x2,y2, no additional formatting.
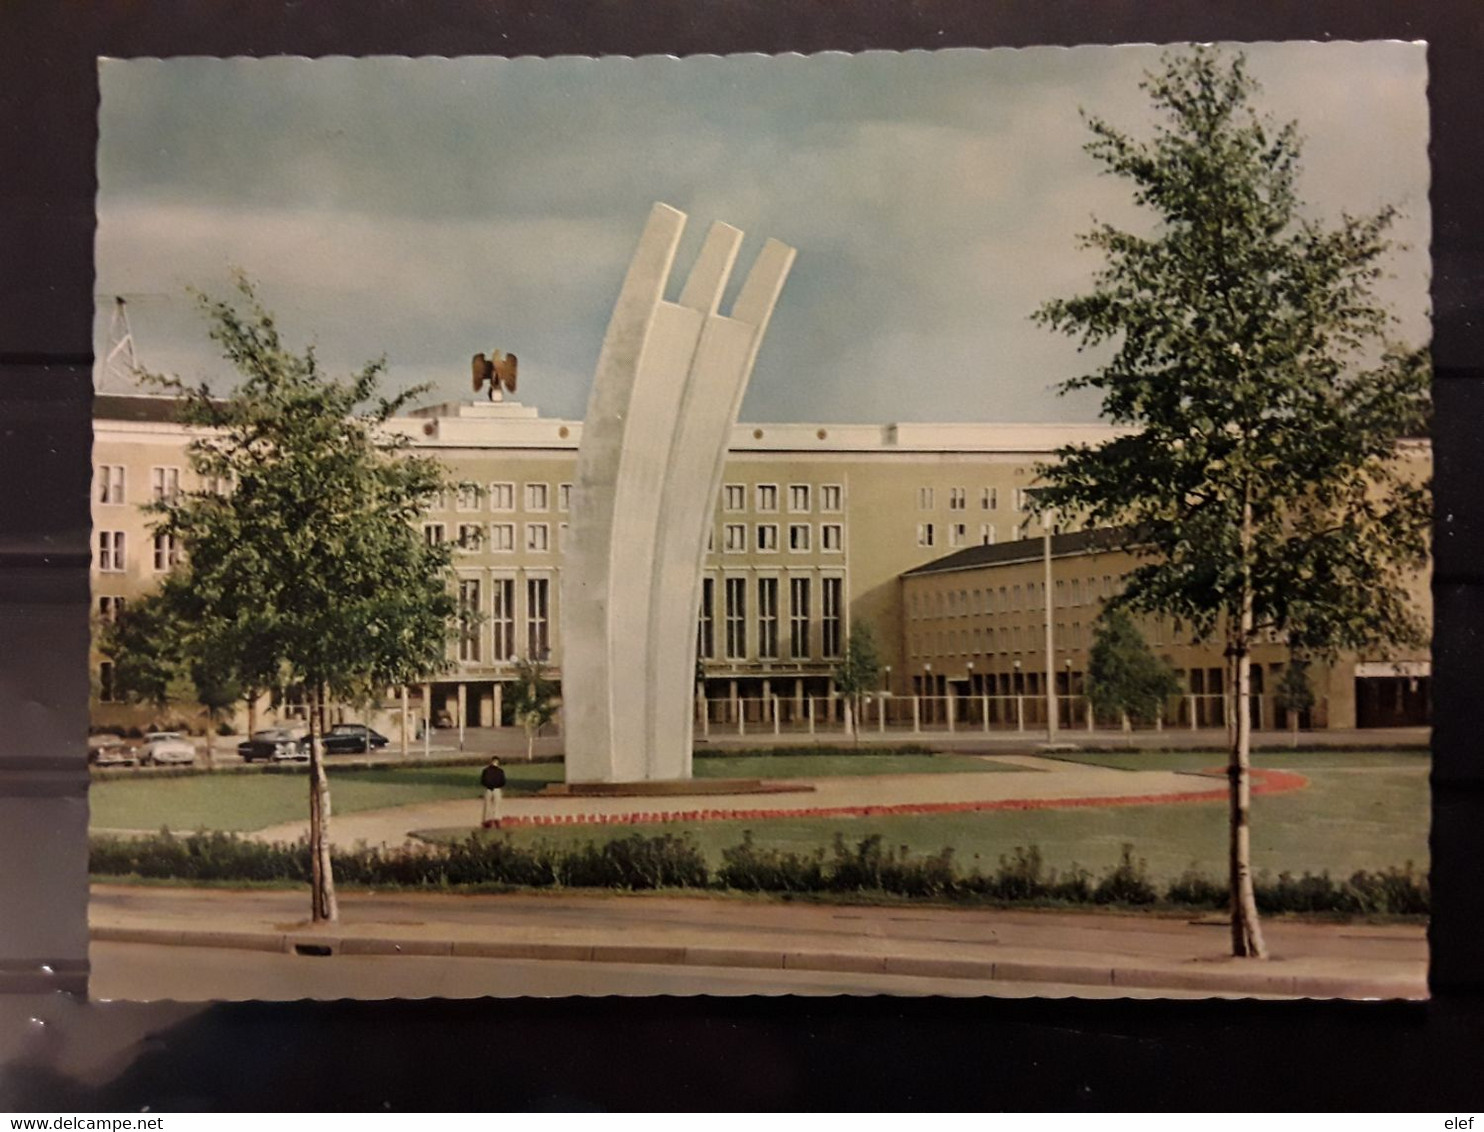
563,204,796,784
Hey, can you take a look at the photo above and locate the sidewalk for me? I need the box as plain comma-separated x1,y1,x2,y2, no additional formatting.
245,755,1310,849
88,883,1427,999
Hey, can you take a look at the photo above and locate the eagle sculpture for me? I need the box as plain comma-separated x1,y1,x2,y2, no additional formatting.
472,351,519,400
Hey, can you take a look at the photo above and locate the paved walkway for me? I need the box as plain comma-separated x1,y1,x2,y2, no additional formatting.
248,754,1307,849
88,884,1426,1000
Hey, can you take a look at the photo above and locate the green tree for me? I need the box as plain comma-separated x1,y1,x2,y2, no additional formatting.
143,277,459,922
506,656,560,761
1032,50,1429,957
103,594,187,722
1085,607,1181,727
1273,656,1316,749
833,620,883,741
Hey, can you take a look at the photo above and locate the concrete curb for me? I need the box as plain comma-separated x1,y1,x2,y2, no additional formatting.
89,923,1426,999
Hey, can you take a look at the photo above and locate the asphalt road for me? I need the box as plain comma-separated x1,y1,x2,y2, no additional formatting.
88,942,1270,1000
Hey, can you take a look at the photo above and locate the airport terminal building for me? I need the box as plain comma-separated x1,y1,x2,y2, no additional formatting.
89,393,1430,735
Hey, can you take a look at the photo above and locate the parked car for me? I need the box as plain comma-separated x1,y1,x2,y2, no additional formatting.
237,728,308,763
321,724,390,755
139,731,196,766
87,735,139,768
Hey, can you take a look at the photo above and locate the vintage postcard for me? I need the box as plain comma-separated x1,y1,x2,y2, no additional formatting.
87,44,1431,1001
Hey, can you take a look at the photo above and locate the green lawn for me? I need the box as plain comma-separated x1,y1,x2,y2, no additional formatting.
422,755,1430,884
88,751,1010,833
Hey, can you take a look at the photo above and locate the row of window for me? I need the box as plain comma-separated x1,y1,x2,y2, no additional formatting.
95,464,186,506
717,522,842,555
427,521,564,554
722,483,843,515
916,522,1002,550
95,531,181,573
910,575,1120,619
917,486,1030,512
697,575,844,662
453,576,551,664
437,482,569,514
910,621,1096,658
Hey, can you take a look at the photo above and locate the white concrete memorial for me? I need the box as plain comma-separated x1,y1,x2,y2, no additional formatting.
562,204,795,783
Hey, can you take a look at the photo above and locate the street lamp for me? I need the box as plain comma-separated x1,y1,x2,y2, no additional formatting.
967,659,976,697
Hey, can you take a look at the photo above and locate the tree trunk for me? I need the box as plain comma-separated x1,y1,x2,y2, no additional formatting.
1229,501,1267,959
525,719,535,763
203,719,215,770
307,683,338,923
844,696,857,745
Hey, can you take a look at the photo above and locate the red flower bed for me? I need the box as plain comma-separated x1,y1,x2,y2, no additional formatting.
498,767,1309,830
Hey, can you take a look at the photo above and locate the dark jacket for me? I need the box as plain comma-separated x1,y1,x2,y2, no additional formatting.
480,764,507,790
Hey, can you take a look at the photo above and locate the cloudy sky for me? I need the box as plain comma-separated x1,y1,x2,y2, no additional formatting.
95,43,1429,424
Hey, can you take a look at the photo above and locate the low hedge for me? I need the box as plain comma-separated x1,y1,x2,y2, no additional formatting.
90,828,1429,915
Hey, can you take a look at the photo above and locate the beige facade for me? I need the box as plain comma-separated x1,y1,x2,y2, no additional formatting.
901,508,1433,731
91,393,1430,733
90,394,1120,730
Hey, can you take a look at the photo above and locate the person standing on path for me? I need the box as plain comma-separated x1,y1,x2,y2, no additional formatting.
480,756,507,828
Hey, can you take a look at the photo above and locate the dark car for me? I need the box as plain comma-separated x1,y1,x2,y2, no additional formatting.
237,728,308,763
321,723,390,755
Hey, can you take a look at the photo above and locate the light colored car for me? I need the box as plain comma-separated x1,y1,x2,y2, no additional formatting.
87,735,139,768
139,731,196,766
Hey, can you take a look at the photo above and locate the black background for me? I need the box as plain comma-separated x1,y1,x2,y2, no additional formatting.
3,0,1482,1112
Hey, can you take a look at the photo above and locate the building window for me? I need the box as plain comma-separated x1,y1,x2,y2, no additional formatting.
821,484,843,512
150,466,180,504
918,487,935,510
757,576,780,660
788,524,811,553
723,524,747,554
981,487,998,511
706,527,716,554
97,531,126,573
788,484,811,513
916,523,935,548
152,532,181,572
456,523,484,552
980,524,996,545
558,483,572,512
424,522,446,546
525,483,549,512
526,577,550,659
490,523,515,552
486,525,516,554
526,523,550,552
697,577,716,660
558,523,569,553
724,484,746,512
821,523,843,553
725,578,747,659
458,578,482,663
489,482,515,512
950,523,967,548
1055,579,1065,607
96,464,125,505
456,484,482,511
949,487,967,511
98,661,118,703
1071,579,1083,606
98,595,127,623
1013,584,1024,611
492,578,516,660
756,524,779,552
789,576,811,659
756,484,779,513
821,577,843,658
1014,488,1029,512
